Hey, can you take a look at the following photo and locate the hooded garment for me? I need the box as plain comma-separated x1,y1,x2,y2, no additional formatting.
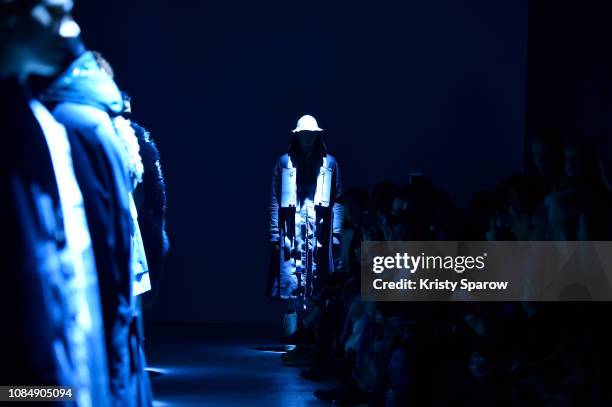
41,51,152,407
269,134,344,304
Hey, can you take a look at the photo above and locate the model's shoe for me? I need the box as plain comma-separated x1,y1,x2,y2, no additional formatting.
281,344,314,366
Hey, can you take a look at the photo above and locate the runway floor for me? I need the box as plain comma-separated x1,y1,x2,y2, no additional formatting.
145,324,331,406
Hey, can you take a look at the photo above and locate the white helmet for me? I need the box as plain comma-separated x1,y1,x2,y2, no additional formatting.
291,114,323,133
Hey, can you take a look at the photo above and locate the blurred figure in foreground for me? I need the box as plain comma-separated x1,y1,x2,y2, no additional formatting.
0,1,110,405
38,45,151,405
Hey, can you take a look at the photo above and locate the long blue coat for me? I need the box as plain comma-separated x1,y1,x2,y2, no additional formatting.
269,152,343,302
0,79,104,401
41,51,151,406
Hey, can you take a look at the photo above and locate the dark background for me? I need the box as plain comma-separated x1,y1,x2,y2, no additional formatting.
73,0,530,324
525,1,612,178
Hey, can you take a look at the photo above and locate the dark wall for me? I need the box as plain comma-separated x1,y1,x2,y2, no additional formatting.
73,0,527,323
526,0,612,180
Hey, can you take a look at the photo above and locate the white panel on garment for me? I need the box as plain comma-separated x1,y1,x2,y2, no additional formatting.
314,166,332,207
30,99,96,407
281,168,297,207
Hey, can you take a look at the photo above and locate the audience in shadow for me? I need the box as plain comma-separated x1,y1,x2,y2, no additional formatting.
280,133,612,406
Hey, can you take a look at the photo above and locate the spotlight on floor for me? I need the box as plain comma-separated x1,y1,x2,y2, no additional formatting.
250,345,296,353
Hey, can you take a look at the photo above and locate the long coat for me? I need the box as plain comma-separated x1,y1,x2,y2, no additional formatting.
269,152,343,301
40,51,151,407
0,79,110,406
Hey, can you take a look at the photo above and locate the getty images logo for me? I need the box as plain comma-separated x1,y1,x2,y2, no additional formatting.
372,252,488,274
